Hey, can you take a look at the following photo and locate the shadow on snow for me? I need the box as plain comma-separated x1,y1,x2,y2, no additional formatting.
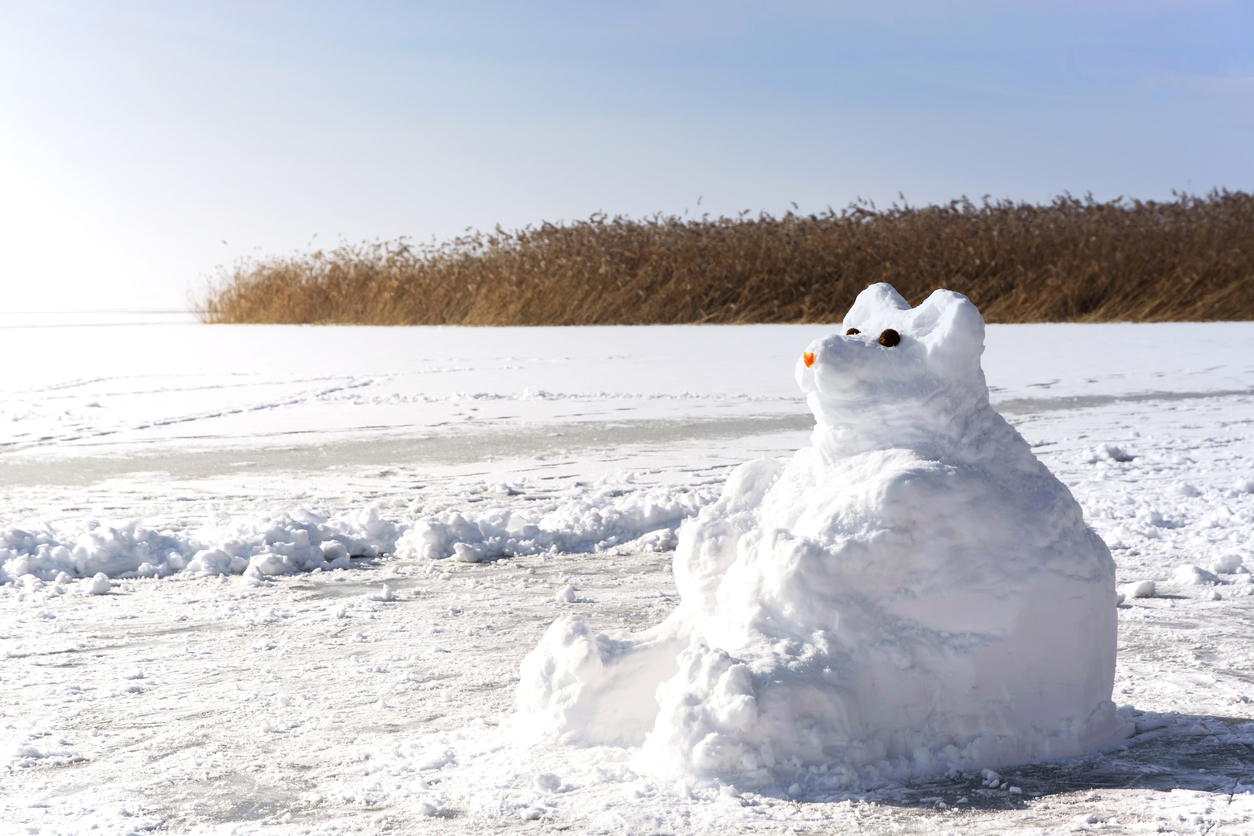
792,711,1254,811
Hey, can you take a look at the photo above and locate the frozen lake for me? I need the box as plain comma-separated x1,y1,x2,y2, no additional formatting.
4,319,1254,834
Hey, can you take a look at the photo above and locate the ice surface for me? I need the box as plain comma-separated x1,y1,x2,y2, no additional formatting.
4,317,1254,473
518,284,1120,785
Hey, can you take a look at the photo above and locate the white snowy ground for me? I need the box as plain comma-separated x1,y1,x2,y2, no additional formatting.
3,316,1254,834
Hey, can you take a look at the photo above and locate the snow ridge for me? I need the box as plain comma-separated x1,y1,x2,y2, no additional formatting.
0,485,715,585
396,486,711,563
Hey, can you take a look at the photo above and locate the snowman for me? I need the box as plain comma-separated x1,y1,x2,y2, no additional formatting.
516,284,1120,786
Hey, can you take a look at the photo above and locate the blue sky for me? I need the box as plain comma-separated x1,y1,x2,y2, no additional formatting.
1,0,1251,310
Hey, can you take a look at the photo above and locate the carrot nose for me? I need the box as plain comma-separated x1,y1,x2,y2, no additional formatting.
803,351,815,368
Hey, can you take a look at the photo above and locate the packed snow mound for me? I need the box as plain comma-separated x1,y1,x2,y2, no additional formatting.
516,283,1121,787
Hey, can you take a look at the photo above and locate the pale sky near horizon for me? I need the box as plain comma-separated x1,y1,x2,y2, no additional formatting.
1,1,1251,312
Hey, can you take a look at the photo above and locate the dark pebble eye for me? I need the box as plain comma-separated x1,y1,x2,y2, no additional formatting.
845,328,860,336
878,329,900,347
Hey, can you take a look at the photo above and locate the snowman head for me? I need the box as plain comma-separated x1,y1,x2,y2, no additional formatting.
796,284,988,442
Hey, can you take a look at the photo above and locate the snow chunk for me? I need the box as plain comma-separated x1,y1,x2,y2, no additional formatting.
554,585,577,603
534,772,561,792
414,749,453,771
80,573,112,596
1174,565,1219,586
1084,445,1135,464
517,283,1120,785
1211,553,1244,575
1121,580,1156,600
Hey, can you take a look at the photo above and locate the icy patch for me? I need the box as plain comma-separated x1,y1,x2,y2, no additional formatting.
517,283,1120,786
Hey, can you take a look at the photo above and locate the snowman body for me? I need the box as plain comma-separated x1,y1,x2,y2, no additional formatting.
517,284,1119,784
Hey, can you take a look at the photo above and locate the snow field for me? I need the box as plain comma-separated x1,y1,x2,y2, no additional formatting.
5,318,1254,833
7,449,1254,835
4,320,1254,469
0,545,686,832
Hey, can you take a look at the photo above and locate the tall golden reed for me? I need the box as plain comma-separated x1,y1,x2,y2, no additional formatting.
197,191,1254,325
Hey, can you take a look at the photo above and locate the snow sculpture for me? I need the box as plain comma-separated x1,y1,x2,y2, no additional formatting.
516,283,1120,785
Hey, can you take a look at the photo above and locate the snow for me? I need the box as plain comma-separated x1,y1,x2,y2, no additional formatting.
517,285,1120,786
0,484,704,585
1174,564,1220,586
393,484,705,563
0,507,400,584
79,572,112,596
4,311,1254,833
1121,579,1157,599
1213,553,1245,574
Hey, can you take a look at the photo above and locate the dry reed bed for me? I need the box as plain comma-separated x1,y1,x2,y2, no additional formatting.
197,191,1254,325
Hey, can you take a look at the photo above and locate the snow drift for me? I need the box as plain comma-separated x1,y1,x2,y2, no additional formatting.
0,508,401,584
0,485,713,585
394,486,709,563
516,283,1121,786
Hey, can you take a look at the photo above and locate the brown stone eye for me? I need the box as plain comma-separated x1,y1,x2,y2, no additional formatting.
878,329,901,347
845,328,860,336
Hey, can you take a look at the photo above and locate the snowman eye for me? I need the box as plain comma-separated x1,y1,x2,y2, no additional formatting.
845,328,860,336
878,329,900,347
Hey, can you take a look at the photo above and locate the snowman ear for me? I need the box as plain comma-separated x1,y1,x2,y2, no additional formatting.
843,283,910,334
908,289,985,365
